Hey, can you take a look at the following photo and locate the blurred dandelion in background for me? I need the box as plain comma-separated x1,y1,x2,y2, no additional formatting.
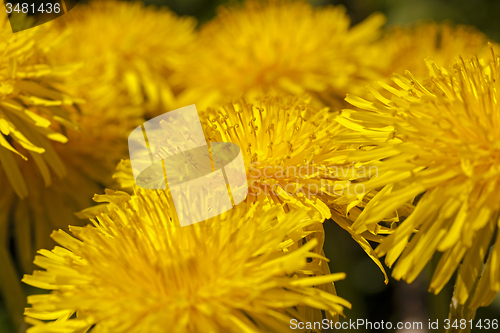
173,0,386,109
377,22,496,80
51,0,197,117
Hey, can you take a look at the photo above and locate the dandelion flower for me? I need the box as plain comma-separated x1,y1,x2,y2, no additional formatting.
204,96,349,217
0,8,78,199
116,94,389,282
378,22,496,80
337,49,500,309
51,0,197,116
0,7,82,326
175,0,385,109
23,189,350,333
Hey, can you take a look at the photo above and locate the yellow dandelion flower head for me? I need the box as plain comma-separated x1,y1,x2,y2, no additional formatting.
175,0,385,108
115,94,389,282
52,0,197,114
0,6,80,198
118,95,351,220
0,6,86,326
338,49,500,309
205,95,352,218
7,97,144,270
0,2,144,270
378,21,496,79
0,4,151,325
23,189,350,333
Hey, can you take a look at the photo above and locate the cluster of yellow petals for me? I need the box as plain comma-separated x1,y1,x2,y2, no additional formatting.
1,1,197,328
115,94,390,282
0,0,497,331
23,189,350,333
0,4,82,325
378,22,495,80
175,0,385,109
337,49,500,309
0,6,79,198
52,0,197,116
